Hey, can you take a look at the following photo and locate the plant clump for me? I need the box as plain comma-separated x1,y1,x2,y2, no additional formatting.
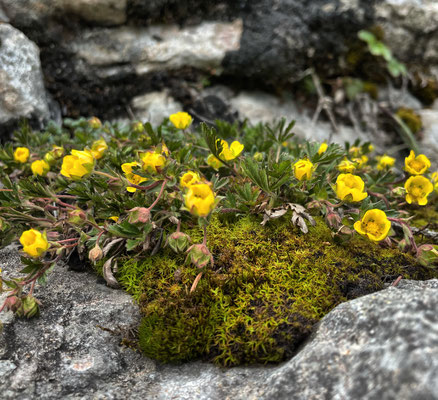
117,214,435,366
0,113,438,366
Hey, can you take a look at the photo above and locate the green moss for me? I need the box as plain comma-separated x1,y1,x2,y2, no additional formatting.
396,107,423,134
117,214,437,367
410,206,438,230
411,76,438,106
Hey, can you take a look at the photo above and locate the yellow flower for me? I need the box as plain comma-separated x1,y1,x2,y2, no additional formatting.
14,147,30,163
141,151,166,173
335,173,368,202
31,160,50,176
184,183,216,217
160,142,170,157
349,146,361,157
121,162,147,193
169,111,192,130
207,154,223,170
109,216,119,222
354,209,391,242
219,140,244,161
253,152,263,162
19,229,49,258
405,150,430,175
317,142,328,155
180,171,201,189
368,144,375,153
90,138,108,160
404,175,433,206
376,154,395,171
355,155,368,168
60,149,95,180
337,158,356,173
293,159,313,181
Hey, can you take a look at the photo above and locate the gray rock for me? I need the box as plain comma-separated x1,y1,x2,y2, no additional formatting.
260,280,438,400
228,90,378,147
222,0,438,83
0,24,52,138
0,244,153,400
418,108,438,164
1,0,127,26
131,91,182,127
376,0,438,65
2,238,437,399
71,20,243,78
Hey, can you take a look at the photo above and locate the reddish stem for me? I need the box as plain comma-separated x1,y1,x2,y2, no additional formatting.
128,180,161,191
56,238,79,244
29,280,36,296
147,179,168,211
55,198,77,210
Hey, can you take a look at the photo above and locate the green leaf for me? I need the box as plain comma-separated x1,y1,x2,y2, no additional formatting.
126,238,142,251
144,122,161,145
393,114,420,155
242,158,271,194
107,221,142,238
358,30,376,44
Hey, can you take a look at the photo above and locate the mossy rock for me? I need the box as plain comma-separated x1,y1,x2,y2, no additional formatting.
396,107,423,135
115,214,437,366
411,76,438,106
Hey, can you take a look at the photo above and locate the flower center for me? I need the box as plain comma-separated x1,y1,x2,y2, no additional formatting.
364,220,381,236
410,159,423,171
410,185,424,198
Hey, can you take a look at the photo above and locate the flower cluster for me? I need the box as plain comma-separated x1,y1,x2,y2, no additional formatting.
403,151,434,205
1,114,437,318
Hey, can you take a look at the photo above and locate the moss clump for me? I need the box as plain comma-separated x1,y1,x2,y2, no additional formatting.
117,214,437,366
411,76,438,106
396,107,423,134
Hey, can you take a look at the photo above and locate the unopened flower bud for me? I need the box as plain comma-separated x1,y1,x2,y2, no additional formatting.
416,244,438,267
392,186,405,197
326,211,342,229
44,145,64,165
128,207,151,224
88,117,102,129
166,231,191,253
89,243,103,263
17,295,40,318
68,209,87,226
253,152,263,162
186,243,213,269
133,122,144,133
3,295,21,312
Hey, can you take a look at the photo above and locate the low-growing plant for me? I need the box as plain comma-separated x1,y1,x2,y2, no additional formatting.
0,115,437,331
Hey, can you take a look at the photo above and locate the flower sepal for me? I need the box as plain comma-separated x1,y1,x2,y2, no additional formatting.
416,244,438,267
185,243,213,269
16,295,41,319
165,231,191,253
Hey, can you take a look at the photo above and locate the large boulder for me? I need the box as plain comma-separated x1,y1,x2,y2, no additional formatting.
0,24,54,140
1,237,437,399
